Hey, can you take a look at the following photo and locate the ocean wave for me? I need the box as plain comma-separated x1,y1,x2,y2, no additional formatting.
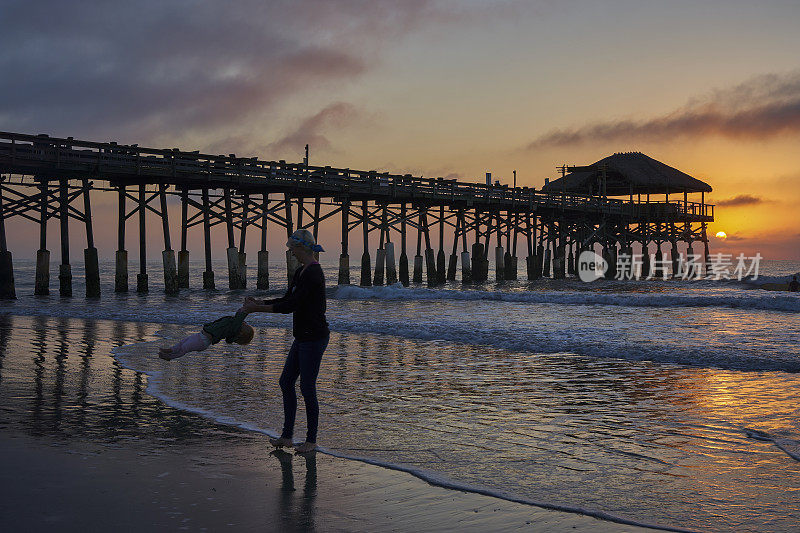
4,296,799,372
326,317,800,373
111,337,695,533
744,428,800,462
335,283,800,313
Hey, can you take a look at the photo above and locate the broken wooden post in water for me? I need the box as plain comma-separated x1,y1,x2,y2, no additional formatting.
83,179,101,297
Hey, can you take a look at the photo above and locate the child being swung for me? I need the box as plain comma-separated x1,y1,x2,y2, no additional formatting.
159,311,254,360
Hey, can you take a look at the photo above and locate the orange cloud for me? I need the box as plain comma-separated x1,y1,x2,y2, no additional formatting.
716,195,764,207
526,71,800,148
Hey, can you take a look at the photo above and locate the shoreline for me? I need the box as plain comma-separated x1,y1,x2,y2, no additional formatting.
0,313,655,532
0,429,655,532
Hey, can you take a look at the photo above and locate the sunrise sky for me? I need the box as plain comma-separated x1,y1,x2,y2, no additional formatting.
2,0,799,259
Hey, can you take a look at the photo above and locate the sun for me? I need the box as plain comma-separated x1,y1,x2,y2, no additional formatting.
715,231,727,239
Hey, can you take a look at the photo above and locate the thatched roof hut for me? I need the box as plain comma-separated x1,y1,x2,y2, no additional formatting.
542,152,712,196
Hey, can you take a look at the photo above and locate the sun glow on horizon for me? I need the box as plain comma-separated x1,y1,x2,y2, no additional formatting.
716,231,728,239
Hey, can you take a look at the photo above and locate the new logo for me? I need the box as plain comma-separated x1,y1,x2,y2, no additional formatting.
578,250,607,282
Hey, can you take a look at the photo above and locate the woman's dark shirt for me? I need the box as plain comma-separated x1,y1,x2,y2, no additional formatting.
264,263,329,341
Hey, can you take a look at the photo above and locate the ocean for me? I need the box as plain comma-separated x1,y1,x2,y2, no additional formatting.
2,257,799,532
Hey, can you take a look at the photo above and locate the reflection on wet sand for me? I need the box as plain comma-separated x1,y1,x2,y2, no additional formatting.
3,312,800,532
128,323,800,532
0,314,222,442
273,449,317,532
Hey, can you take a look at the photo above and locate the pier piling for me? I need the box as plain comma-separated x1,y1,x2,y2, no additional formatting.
159,184,178,295
258,194,270,290
385,241,397,285
338,199,350,286
201,188,215,290
59,178,73,297
0,133,716,296
360,200,371,287
83,180,101,297
34,180,49,295
399,204,409,286
115,185,128,292
436,205,446,282
0,182,15,299
178,188,190,289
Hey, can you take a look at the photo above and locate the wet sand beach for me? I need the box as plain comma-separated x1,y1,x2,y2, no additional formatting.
0,314,650,532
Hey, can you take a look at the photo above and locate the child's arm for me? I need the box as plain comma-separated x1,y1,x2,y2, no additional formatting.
241,297,274,314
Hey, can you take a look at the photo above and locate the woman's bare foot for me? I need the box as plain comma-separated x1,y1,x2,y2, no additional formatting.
294,441,317,454
269,436,294,448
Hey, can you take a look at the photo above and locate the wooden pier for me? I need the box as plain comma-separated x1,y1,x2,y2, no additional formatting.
0,132,714,298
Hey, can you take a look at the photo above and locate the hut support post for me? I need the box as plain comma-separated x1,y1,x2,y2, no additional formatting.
136,183,147,293
534,218,544,278
257,194,270,290
159,183,178,295
566,228,575,277
399,203,409,286
34,181,50,295
542,222,552,278
115,185,128,293
654,240,665,280
702,222,710,277
82,179,101,297
670,224,680,280
338,200,350,285
0,181,15,299
202,188,215,290
177,188,190,288
554,221,566,280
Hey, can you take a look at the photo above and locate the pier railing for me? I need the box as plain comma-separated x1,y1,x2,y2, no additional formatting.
0,132,712,222
0,131,718,299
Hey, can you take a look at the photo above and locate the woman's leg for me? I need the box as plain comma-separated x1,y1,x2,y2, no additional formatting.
278,341,300,440
297,335,329,444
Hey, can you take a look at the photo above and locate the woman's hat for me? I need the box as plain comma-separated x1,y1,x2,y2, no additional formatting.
287,229,324,252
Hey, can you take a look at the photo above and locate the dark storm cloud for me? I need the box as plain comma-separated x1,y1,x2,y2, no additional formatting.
526,71,800,148
0,0,436,142
716,195,764,207
267,102,363,155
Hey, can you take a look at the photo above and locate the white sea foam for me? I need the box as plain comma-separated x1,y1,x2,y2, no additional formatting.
325,316,800,372
744,428,800,462
334,283,800,313
111,336,696,533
